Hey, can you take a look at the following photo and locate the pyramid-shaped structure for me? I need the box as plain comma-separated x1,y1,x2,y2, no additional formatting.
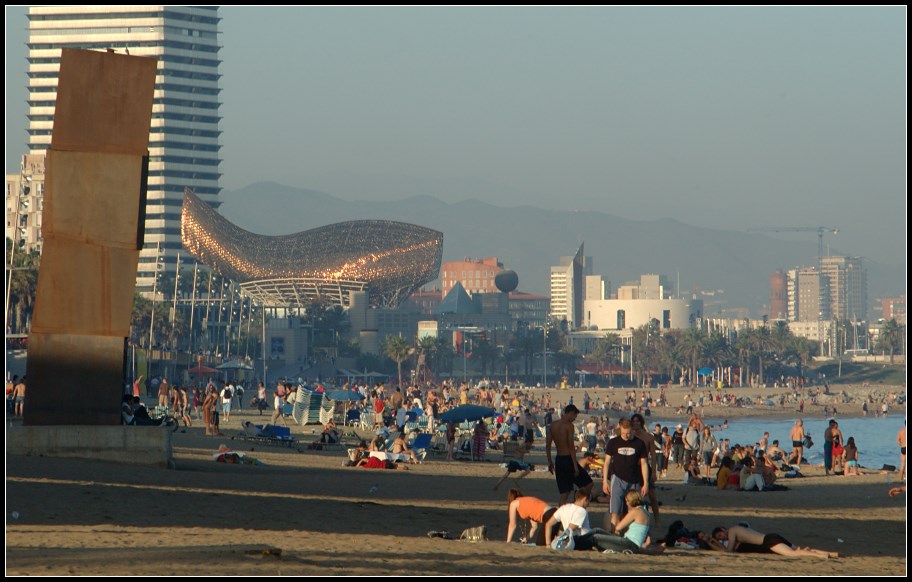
435,282,479,315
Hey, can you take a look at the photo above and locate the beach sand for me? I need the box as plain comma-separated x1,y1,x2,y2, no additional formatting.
5,382,906,576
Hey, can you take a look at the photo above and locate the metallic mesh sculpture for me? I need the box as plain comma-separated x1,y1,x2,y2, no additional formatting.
181,190,443,308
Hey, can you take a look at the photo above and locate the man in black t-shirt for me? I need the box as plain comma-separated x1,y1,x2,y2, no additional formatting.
601,418,649,530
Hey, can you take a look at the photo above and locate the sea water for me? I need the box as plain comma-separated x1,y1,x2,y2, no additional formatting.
654,414,906,469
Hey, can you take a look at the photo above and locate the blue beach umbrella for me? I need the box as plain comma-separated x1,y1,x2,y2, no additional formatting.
327,390,365,402
439,404,497,424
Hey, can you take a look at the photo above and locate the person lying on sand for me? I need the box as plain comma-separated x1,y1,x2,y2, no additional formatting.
711,525,838,558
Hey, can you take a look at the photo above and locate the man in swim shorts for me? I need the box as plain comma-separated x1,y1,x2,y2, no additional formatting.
546,404,593,506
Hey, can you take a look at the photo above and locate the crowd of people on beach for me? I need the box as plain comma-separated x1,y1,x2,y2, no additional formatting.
495,402,850,558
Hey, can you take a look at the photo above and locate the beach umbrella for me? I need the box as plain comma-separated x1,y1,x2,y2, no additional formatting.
439,404,496,424
327,390,365,402
216,360,255,371
698,367,714,376
188,357,218,381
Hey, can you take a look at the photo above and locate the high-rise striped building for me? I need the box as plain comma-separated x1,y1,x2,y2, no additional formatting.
24,6,222,293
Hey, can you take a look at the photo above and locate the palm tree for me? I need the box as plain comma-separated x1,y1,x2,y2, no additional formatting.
749,325,774,386
515,334,539,380
473,337,499,377
877,318,903,364
788,335,816,379
384,335,412,389
589,334,620,386
656,331,684,384
678,328,705,386
736,327,755,387
415,335,438,381
703,331,732,381
6,242,40,334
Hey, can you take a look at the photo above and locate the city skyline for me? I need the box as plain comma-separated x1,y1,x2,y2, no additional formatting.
6,6,906,270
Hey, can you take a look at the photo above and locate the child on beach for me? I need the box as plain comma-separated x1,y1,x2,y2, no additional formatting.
843,437,860,477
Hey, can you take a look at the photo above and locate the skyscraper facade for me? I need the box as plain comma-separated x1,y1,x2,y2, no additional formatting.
440,257,504,298
549,244,587,329
769,269,787,320
24,6,222,293
819,256,867,322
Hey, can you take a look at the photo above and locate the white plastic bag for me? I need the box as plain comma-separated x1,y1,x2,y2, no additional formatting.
551,529,575,551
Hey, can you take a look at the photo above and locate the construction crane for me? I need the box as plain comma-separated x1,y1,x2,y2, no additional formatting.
747,226,839,264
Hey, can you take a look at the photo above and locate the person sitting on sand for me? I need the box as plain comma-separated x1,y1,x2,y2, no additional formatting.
710,525,838,558
391,431,419,463
754,450,778,485
505,489,556,545
843,437,860,477
739,455,766,491
766,440,788,463
716,457,739,491
609,491,665,554
344,440,370,467
319,418,340,444
685,457,713,485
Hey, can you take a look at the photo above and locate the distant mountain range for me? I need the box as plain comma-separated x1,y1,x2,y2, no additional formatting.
218,181,904,318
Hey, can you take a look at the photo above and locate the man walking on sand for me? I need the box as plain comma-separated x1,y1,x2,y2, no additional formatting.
790,419,805,465
546,404,593,506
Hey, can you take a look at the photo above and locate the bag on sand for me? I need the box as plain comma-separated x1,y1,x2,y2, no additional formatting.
550,528,575,551
459,525,488,542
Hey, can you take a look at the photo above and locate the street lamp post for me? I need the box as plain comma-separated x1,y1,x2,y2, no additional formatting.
542,325,547,387
147,242,162,378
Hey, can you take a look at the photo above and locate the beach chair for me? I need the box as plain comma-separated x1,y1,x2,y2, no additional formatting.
427,433,449,457
238,421,298,449
345,409,361,427
278,402,296,426
410,433,433,461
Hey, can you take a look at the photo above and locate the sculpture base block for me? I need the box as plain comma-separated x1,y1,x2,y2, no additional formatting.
6,425,173,468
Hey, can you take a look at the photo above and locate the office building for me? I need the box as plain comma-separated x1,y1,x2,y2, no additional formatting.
5,155,46,254
769,269,787,320
880,295,905,325
819,256,867,321
549,244,589,329
585,274,608,302
440,257,504,298
24,6,222,293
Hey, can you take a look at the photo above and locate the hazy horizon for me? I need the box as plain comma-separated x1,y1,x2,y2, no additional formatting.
5,6,907,268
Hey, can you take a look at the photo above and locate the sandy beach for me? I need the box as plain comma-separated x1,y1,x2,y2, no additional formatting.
5,382,907,576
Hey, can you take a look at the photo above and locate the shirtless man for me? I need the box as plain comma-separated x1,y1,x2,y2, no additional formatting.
823,419,843,476
898,423,906,480
630,413,660,526
13,376,26,417
790,419,805,465
766,440,788,463
711,524,838,558
546,404,593,506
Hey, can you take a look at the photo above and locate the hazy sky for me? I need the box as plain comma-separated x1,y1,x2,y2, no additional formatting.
5,6,907,266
